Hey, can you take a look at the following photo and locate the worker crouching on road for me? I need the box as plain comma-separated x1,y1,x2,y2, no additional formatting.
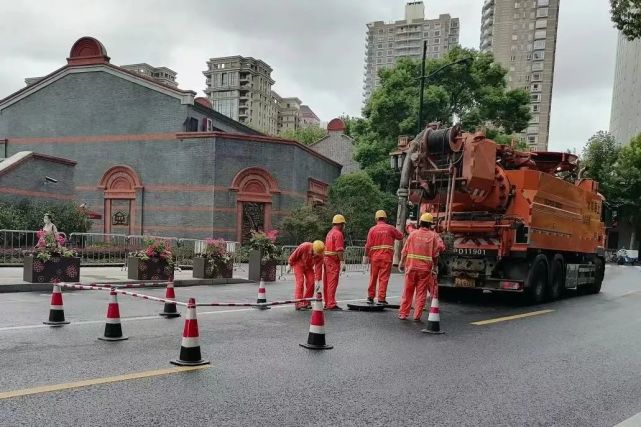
288,240,325,310
364,210,403,305
323,214,346,310
398,213,445,321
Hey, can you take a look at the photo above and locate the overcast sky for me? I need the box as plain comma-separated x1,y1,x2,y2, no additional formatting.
0,0,618,152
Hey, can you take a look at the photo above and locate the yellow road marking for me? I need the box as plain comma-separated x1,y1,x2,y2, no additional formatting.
471,309,554,326
0,365,210,400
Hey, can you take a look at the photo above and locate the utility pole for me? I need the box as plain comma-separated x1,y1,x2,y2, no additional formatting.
417,40,428,135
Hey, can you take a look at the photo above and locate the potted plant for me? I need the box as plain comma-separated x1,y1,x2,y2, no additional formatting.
23,230,80,283
127,238,174,280
193,238,233,279
248,230,281,282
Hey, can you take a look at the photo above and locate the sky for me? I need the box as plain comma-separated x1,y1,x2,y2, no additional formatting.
0,0,619,153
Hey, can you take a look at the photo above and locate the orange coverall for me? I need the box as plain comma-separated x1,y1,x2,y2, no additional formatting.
365,221,403,301
323,226,344,309
399,228,445,320
288,242,323,309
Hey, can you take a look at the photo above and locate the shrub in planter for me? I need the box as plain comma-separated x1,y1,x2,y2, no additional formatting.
248,230,281,282
193,238,232,279
127,238,174,280
23,230,80,283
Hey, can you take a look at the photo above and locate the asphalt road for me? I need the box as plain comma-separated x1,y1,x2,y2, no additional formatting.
0,265,640,426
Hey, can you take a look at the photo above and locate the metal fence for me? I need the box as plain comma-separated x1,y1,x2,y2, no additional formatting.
0,229,237,268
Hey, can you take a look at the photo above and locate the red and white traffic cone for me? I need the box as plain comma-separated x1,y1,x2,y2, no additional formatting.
159,281,181,318
253,280,270,310
43,283,70,326
300,292,333,350
421,297,444,334
98,289,128,341
171,298,209,366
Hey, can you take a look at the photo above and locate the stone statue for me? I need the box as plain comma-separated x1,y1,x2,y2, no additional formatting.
42,213,58,236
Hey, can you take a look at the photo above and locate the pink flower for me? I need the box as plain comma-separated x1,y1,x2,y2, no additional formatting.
145,248,154,257
266,230,279,242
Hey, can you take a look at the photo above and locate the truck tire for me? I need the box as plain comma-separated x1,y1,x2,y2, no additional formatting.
549,256,564,301
525,254,548,305
585,258,604,294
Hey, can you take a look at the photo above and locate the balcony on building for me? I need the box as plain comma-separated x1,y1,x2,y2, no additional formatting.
482,0,495,12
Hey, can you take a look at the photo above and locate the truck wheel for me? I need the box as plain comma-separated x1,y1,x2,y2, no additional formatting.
549,257,564,301
585,258,604,294
525,255,548,305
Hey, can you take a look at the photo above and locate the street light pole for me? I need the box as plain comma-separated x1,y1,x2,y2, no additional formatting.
417,40,428,135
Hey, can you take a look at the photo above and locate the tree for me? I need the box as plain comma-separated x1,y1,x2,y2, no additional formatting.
0,200,91,234
581,131,620,199
280,126,327,145
611,133,641,208
352,46,531,192
281,204,332,244
610,0,641,41
328,172,389,243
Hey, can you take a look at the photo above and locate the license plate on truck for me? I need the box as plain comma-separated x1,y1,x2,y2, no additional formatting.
454,277,475,288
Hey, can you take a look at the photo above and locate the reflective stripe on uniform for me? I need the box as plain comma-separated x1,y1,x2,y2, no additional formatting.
324,251,340,256
370,245,394,250
407,254,433,261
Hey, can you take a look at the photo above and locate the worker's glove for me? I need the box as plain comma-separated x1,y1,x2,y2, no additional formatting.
340,261,346,275
362,256,369,265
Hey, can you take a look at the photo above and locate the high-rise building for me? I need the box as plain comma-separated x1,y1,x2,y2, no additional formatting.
276,95,302,134
203,56,277,135
480,0,560,151
121,63,178,87
610,33,641,146
300,105,321,128
362,2,460,104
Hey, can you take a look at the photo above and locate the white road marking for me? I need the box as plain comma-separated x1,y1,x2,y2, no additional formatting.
0,296,400,333
615,411,641,426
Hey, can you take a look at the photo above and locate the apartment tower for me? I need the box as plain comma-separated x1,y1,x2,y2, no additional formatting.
610,33,641,146
480,0,560,151
363,2,460,104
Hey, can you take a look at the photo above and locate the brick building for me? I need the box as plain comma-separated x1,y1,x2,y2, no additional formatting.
310,119,360,175
0,37,341,242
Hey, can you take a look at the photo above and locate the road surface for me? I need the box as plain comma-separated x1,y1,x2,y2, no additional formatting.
0,265,640,426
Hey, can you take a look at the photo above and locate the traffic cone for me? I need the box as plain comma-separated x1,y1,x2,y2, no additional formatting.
159,281,181,318
421,297,444,334
253,280,270,310
299,292,333,350
98,289,128,341
43,283,70,326
171,298,210,366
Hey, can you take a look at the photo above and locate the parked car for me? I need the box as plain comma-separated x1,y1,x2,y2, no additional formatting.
617,249,639,265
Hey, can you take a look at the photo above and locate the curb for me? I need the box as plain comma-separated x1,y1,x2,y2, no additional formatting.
0,278,253,294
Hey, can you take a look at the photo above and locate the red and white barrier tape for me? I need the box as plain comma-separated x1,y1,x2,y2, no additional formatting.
111,289,189,307
196,297,321,307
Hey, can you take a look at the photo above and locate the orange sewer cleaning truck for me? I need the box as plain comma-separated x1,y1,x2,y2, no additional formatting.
391,124,607,303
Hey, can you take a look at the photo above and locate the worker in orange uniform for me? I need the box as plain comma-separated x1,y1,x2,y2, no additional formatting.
323,214,346,310
398,212,445,321
288,240,325,310
364,210,403,305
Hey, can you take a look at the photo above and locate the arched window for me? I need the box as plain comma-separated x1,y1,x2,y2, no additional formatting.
98,165,143,234
230,167,279,243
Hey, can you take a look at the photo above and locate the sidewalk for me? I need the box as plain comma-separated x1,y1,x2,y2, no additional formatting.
0,265,252,292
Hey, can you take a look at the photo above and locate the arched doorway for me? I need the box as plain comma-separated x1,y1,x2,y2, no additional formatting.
98,165,143,235
230,167,279,244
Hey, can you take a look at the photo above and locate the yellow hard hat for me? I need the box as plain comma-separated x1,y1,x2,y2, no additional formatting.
420,212,434,223
332,214,346,224
312,240,325,255
375,210,387,220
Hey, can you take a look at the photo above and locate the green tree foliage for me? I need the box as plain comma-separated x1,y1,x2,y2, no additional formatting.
352,47,531,192
611,133,641,208
281,204,332,244
328,172,391,243
581,131,620,199
610,0,641,40
280,126,327,145
0,200,91,234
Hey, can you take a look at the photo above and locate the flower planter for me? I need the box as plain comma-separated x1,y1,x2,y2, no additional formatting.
23,255,81,283
261,259,277,282
193,257,233,279
127,257,173,281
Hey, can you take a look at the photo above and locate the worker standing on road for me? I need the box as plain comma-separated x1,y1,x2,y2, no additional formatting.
364,210,403,305
288,240,325,310
323,214,346,310
398,212,445,321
